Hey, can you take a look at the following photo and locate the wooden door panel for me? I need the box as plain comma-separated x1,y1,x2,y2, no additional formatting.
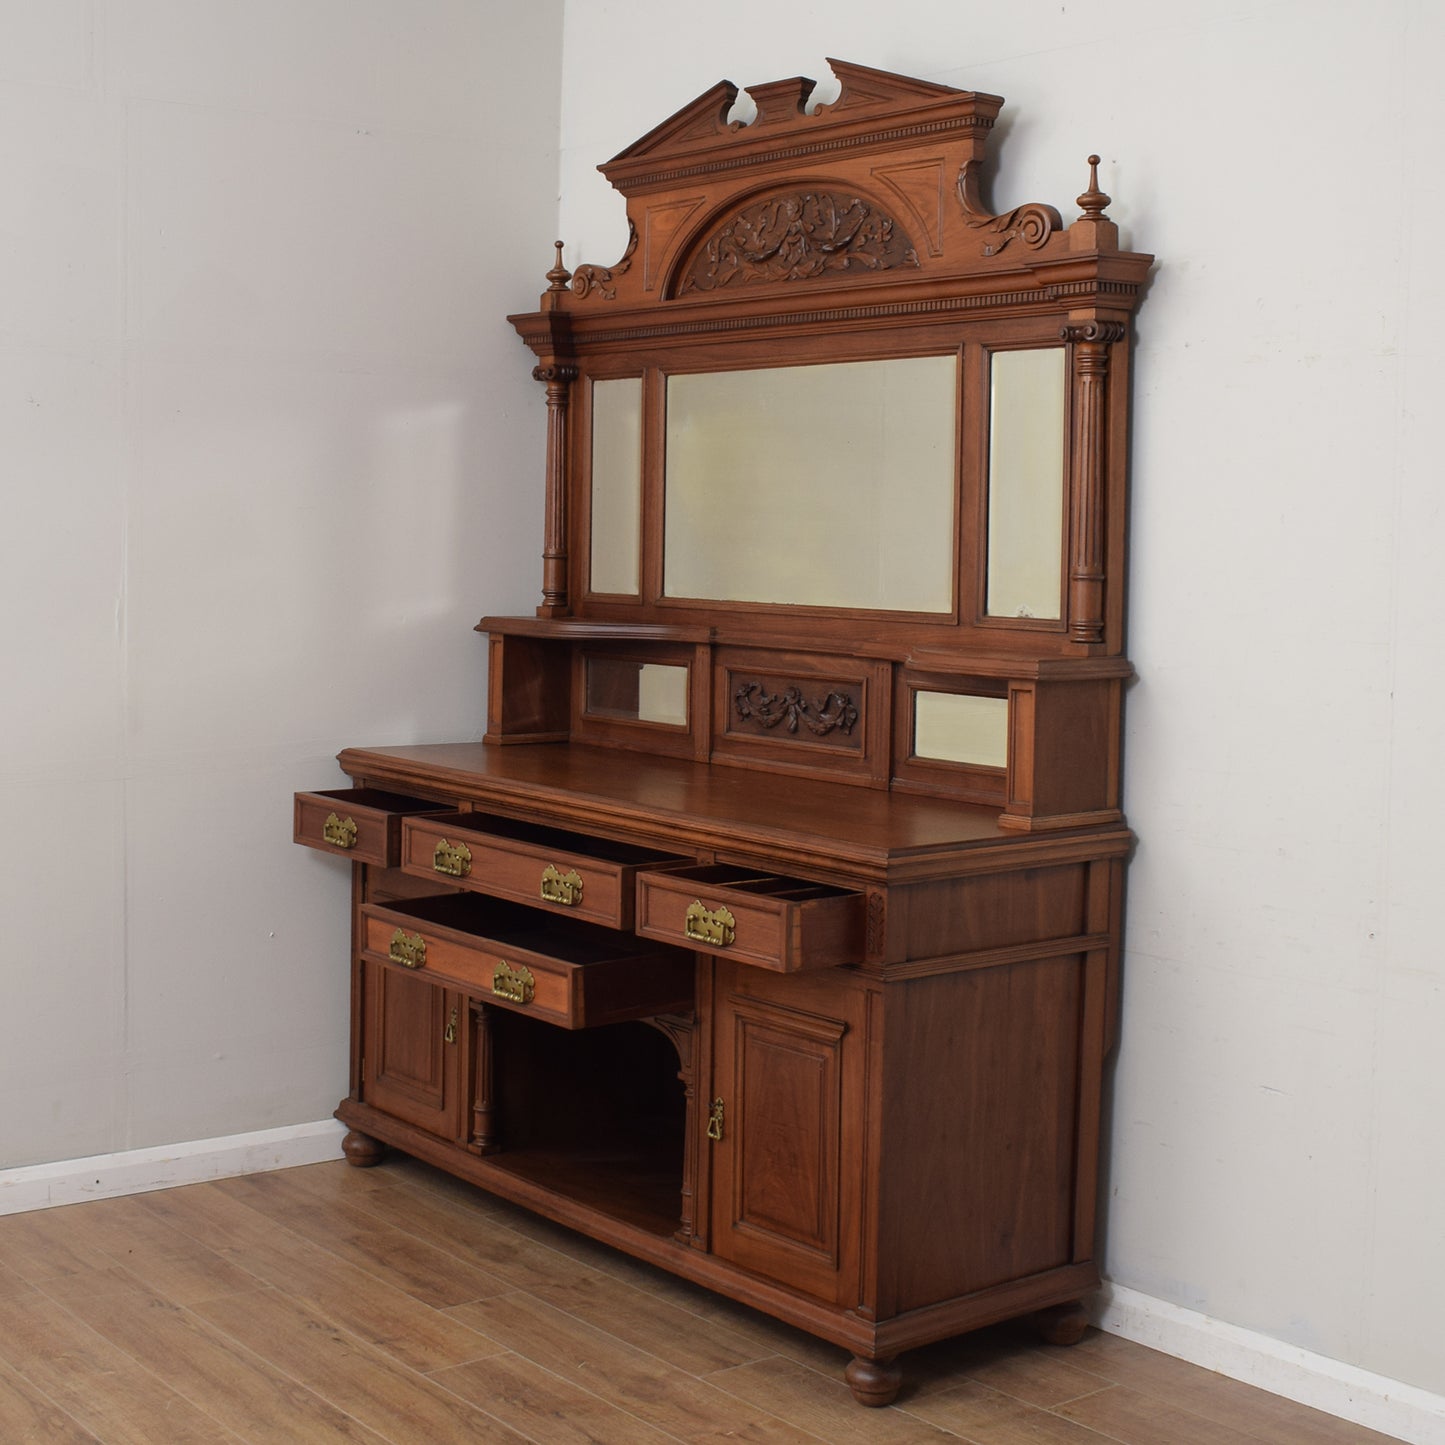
362,959,461,1138
731,1003,845,1262
710,964,866,1305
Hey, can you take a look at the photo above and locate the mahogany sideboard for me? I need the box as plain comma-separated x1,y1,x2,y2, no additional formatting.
294,60,1151,1405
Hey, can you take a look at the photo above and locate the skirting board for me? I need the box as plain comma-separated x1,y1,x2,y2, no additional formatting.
1094,1282,1445,1445
0,1119,347,1217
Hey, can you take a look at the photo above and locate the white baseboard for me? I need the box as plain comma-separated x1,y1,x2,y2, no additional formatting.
1093,1282,1445,1445
0,1119,347,1217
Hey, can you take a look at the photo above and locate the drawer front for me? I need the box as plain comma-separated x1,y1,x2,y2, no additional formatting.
400,812,675,930
634,865,865,973
294,788,450,867
360,895,694,1029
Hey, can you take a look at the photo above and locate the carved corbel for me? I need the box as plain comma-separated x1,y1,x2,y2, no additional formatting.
571,221,638,301
956,158,1061,256
1061,321,1127,644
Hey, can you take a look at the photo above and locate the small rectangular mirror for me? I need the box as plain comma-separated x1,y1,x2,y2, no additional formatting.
585,657,688,727
663,355,957,613
589,377,643,596
913,690,1008,768
985,347,1066,621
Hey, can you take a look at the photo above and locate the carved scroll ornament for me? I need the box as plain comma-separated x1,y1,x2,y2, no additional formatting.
571,221,638,301
680,191,918,294
734,682,858,737
956,159,1061,256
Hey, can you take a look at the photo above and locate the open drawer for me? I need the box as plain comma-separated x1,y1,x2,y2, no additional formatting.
360,893,695,1028
294,788,451,867
400,812,682,930
633,864,865,973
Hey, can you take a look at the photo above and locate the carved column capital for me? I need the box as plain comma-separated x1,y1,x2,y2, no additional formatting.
1060,321,1127,347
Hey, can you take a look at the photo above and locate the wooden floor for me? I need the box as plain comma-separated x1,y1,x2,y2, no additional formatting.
0,1157,1400,1444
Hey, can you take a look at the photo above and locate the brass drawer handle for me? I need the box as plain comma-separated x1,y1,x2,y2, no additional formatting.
323,812,358,849
492,961,535,1005
433,838,472,878
685,900,736,948
388,929,427,969
540,864,584,907
443,1006,458,1044
706,1097,725,1142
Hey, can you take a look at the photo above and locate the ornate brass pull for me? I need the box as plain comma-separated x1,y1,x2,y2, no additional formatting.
540,864,584,907
685,901,736,948
432,838,472,878
443,1006,458,1044
322,812,358,849
492,961,535,1005
706,1097,725,1142
388,929,427,969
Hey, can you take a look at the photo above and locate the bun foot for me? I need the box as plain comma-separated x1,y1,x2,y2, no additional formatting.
341,1130,386,1168
845,1354,902,1407
1030,1300,1090,1345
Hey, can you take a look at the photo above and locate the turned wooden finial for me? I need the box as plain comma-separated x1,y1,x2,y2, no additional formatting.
1077,155,1111,218
546,240,571,292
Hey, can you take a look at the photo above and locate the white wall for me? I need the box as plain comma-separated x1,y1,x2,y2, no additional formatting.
0,1,562,1166
556,0,1445,1402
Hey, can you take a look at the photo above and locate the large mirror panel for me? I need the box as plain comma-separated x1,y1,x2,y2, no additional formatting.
985,347,1066,621
663,356,957,613
589,377,643,596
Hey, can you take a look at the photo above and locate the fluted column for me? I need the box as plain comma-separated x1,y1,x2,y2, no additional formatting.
1061,321,1125,644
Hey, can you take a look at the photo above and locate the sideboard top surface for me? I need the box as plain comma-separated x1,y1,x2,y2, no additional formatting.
338,741,1130,880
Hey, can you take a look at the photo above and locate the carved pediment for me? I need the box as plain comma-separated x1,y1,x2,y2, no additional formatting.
824,58,968,114
602,80,739,168
601,61,1003,197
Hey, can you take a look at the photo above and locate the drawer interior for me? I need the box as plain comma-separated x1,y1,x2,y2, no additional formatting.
371,892,664,965
423,811,681,866
310,787,449,812
652,862,854,901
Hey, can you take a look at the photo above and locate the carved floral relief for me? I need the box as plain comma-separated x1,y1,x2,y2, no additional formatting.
680,191,918,293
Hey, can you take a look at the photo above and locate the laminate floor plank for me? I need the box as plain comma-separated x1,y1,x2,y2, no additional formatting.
36,1266,388,1444
430,1351,686,1445
192,1287,533,1445
526,1265,774,1376
1055,1382,1293,1444
705,1353,966,1444
0,1354,102,1444
277,1161,595,1294
900,1378,1121,1443
448,1289,833,1444
211,1171,509,1309
0,1287,241,1445
0,1204,121,1283
1062,1331,1404,1444
0,1163,1409,1445
135,1182,504,1373
34,1192,258,1307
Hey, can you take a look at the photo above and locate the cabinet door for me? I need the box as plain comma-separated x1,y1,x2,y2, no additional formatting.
360,958,464,1140
708,962,868,1306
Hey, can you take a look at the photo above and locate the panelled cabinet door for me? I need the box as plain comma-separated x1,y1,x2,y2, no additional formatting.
361,959,464,1140
708,962,868,1306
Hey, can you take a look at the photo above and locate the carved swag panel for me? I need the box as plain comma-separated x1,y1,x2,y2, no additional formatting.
680,191,918,294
